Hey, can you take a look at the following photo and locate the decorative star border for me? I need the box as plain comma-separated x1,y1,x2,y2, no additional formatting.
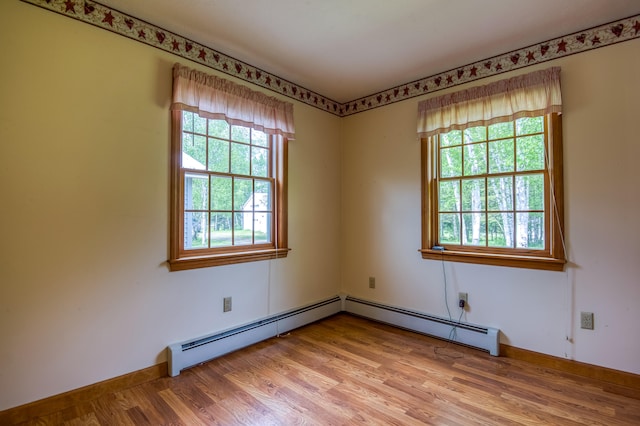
22,0,640,117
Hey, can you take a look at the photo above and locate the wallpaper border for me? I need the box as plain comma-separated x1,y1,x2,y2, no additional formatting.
21,0,640,117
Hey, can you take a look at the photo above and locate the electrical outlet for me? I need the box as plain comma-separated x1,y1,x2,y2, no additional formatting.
369,277,375,289
223,297,232,313
580,312,594,330
458,292,468,305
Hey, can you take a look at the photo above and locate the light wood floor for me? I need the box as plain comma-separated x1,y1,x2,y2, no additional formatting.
16,314,640,425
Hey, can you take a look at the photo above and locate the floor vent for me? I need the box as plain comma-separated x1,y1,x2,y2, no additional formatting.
167,296,341,376
344,296,499,356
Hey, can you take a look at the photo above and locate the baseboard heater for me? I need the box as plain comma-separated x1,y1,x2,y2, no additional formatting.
344,296,499,356
167,296,342,376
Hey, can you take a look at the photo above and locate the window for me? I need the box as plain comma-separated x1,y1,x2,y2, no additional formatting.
169,64,294,271
418,68,565,271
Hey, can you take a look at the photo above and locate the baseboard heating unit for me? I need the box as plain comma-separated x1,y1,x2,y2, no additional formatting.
167,296,341,376
344,296,499,356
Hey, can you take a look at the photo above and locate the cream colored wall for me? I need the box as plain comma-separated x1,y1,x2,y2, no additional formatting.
341,38,640,375
0,1,341,410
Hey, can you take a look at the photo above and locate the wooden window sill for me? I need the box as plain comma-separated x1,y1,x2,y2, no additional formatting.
169,248,290,271
419,249,565,271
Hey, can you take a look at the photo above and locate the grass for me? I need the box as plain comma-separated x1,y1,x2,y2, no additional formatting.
189,229,268,248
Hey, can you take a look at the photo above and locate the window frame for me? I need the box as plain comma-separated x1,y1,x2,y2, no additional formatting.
169,110,289,271
420,113,565,271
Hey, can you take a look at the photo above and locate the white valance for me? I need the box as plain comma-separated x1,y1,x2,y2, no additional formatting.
171,63,295,139
417,67,562,138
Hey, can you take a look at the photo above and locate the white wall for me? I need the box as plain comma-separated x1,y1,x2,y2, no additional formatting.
341,39,640,375
0,1,341,410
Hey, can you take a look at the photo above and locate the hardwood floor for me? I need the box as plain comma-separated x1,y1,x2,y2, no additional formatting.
13,314,640,425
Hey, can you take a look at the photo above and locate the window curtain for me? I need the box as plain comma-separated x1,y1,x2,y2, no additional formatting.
417,67,561,138
171,63,295,139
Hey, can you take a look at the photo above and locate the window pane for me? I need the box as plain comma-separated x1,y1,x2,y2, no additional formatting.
231,142,250,175
252,129,268,147
194,114,207,134
184,173,208,210
440,146,462,178
182,132,193,146
516,135,545,171
234,212,253,245
462,178,485,211
182,134,206,170
231,125,250,143
182,111,194,132
488,139,514,174
439,213,461,244
488,122,513,140
208,139,229,173
463,126,486,143
234,178,253,211
488,176,513,211
516,116,544,135
440,130,462,147
210,176,232,210
184,211,208,250
463,143,486,176
439,180,459,212
254,212,272,244
251,146,269,177
462,213,486,246
254,180,272,211
516,174,544,211
208,119,229,139
210,213,232,247
488,212,514,248
516,212,544,249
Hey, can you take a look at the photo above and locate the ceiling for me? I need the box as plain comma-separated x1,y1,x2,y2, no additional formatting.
99,0,640,103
